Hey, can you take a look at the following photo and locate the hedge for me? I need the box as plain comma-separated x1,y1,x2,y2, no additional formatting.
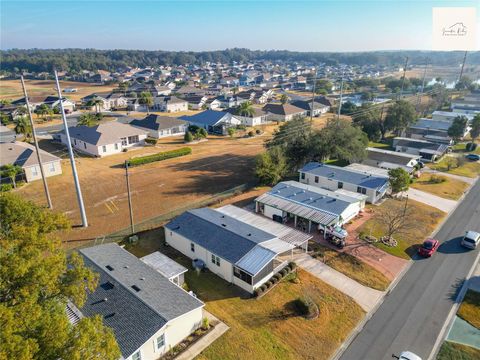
127,147,192,167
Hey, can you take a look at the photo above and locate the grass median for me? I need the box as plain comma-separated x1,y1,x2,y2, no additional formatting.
411,173,469,200
457,289,480,330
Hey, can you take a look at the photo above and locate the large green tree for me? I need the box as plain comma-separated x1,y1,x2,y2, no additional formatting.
384,100,416,135
0,164,22,188
13,116,32,140
0,193,121,360
255,147,288,186
388,168,410,194
353,103,383,141
139,91,154,114
469,114,480,141
236,101,255,117
447,116,468,143
77,113,98,127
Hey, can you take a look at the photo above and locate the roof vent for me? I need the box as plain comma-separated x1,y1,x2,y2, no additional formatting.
247,233,252,236
105,265,114,271
221,223,227,227
104,312,115,319
131,285,141,292
103,298,108,302
140,277,145,281
124,265,129,269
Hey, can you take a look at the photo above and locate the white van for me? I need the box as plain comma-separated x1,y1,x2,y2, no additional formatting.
461,231,480,249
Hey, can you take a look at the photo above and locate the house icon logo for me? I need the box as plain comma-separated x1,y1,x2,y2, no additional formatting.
442,22,467,36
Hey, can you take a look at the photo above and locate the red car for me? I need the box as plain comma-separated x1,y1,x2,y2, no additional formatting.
418,238,440,257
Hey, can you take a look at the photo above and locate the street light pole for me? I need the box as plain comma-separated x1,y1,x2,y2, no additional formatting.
125,160,135,234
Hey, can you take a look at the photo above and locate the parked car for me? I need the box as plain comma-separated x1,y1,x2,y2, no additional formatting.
418,238,440,257
461,231,480,249
392,351,422,360
465,154,480,161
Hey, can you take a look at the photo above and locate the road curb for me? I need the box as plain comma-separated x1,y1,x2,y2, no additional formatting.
331,176,479,360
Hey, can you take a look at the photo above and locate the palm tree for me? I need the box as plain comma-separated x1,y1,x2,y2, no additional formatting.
14,117,32,140
280,94,289,104
139,91,154,114
1,164,22,188
232,86,239,96
34,104,52,120
87,98,104,114
236,101,255,117
77,113,97,127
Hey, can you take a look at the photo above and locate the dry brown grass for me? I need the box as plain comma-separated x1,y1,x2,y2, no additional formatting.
411,173,469,200
458,289,480,330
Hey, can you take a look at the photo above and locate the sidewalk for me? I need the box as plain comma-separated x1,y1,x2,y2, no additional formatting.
174,311,229,360
407,187,457,213
294,252,384,312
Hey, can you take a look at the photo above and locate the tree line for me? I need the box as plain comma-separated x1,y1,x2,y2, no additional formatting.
1,49,478,74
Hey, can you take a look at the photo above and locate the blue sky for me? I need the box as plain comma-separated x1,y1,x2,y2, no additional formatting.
1,1,478,51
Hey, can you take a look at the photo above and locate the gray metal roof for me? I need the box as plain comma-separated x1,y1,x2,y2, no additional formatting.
79,244,203,358
141,251,188,279
410,118,451,131
235,245,276,275
129,115,186,131
216,205,311,248
165,208,275,264
299,162,388,189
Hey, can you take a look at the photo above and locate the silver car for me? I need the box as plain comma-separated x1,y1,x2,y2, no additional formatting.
461,231,480,249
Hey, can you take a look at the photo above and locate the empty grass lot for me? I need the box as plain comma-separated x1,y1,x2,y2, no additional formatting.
125,228,365,360
411,174,469,200
457,289,480,330
437,341,480,360
357,198,446,259
308,241,391,291
428,157,480,178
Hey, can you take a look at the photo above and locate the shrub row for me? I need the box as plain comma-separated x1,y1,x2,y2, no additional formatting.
253,262,297,297
127,147,192,167
144,137,157,145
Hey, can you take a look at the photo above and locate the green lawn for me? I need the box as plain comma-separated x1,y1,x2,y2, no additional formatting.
437,341,480,360
368,140,394,150
357,199,446,259
125,228,365,360
308,241,391,291
458,289,480,330
428,156,480,178
411,173,469,200
451,142,480,155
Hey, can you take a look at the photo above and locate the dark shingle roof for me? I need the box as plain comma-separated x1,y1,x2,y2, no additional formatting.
179,110,230,126
165,208,275,263
130,115,187,131
79,244,203,357
299,162,388,189
0,142,60,167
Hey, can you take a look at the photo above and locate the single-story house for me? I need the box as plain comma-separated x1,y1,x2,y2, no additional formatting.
12,95,76,112
262,103,306,122
129,115,187,139
392,137,449,162
74,244,204,360
432,111,474,123
61,122,148,157
141,251,188,286
362,147,420,173
298,162,389,204
0,141,62,182
405,118,469,145
180,95,208,110
81,92,128,111
180,110,241,135
255,181,366,233
345,163,390,178
291,100,329,117
225,107,270,127
165,206,307,293
153,96,189,113
451,99,480,115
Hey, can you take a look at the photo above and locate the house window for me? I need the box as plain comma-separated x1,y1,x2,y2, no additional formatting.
156,334,165,350
190,243,195,252
356,186,367,195
338,182,343,189
49,163,55,172
233,267,252,285
128,135,139,144
211,254,220,266
132,350,141,360
32,166,38,177
114,143,118,150
102,145,107,153
121,137,127,146
314,176,319,183
301,172,305,180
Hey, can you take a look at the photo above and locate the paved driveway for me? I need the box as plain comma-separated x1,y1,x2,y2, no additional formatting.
294,253,384,312
407,187,457,213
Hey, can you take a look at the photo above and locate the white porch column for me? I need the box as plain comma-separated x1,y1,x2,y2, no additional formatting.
308,220,312,233
294,215,297,227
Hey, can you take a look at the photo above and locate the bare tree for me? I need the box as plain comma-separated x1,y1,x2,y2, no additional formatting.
374,198,415,245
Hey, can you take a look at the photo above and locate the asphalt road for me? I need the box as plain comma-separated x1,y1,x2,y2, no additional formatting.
340,178,480,360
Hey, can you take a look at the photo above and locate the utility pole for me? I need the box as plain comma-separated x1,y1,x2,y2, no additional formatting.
458,50,468,84
336,69,345,120
399,57,409,99
310,67,317,125
20,76,53,209
416,59,428,113
54,70,88,227
125,160,134,234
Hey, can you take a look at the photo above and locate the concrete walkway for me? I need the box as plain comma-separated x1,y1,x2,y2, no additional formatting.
446,316,480,349
423,167,476,185
294,253,384,312
175,311,229,360
407,187,457,213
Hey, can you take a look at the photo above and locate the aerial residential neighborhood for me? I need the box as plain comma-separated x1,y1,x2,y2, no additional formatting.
1,2,480,360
